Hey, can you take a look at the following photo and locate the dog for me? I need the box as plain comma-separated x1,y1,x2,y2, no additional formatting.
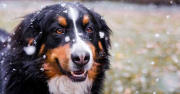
0,2,111,94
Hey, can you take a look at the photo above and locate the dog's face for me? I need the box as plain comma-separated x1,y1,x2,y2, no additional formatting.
14,3,111,82
43,4,97,82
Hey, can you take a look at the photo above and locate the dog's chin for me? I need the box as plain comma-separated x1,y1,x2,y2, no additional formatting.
67,70,88,82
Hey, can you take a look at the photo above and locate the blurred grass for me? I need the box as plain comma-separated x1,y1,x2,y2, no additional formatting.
1,1,180,94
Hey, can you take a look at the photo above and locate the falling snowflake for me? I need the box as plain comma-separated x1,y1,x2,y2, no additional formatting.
155,78,160,82
63,10,68,13
150,61,155,65
43,55,46,59
1,3,7,8
99,32,105,38
61,3,66,7
166,15,170,19
23,46,36,55
155,33,160,38
65,36,70,42
153,91,156,94
40,67,44,71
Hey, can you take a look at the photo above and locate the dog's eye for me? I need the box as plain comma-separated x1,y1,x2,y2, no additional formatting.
86,27,93,33
56,28,65,34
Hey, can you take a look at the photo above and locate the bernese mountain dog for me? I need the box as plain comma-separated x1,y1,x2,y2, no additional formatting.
0,2,111,94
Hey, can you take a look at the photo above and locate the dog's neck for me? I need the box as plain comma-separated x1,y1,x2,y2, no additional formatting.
48,76,92,94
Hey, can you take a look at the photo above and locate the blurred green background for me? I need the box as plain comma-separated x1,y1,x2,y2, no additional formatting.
1,0,180,94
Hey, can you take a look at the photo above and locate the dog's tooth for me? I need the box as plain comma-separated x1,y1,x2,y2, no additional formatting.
71,71,86,77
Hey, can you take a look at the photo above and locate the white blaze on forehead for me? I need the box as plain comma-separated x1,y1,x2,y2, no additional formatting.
68,6,93,71
68,7,78,23
68,7,79,39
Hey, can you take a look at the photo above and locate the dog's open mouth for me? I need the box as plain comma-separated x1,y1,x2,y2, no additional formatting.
68,70,88,82
55,59,88,82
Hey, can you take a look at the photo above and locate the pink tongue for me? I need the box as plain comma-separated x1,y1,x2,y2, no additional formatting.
73,70,84,75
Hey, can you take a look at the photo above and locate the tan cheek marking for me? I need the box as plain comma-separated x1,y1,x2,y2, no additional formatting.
43,62,62,78
88,62,100,80
87,43,96,59
83,15,89,25
44,44,70,78
58,16,67,27
86,43,100,80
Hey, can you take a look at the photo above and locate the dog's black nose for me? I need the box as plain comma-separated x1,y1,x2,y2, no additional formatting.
71,52,90,67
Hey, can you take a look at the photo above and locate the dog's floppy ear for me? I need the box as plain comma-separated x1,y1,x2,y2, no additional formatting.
12,13,44,46
10,12,48,57
90,10,111,56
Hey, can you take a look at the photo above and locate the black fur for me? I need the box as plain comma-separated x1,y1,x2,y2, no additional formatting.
0,3,111,94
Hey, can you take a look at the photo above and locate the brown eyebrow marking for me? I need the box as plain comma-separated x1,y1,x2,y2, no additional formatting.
58,16,67,27
83,14,89,25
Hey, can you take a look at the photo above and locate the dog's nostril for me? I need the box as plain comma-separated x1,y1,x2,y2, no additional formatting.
71,52,90,67
84,53,90,62
72,55,80,63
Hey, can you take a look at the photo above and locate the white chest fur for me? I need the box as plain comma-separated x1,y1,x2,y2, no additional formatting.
48,76,92,94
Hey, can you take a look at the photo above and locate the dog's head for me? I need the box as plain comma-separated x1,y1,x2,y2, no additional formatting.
13,3,111,82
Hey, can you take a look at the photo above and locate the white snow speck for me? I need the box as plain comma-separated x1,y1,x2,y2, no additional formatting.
23,46,36,55
99,32,105,38
155,78,160,82
170,0,173,4
1,52,4,56
65,36,70,42
171,55,178,63
63,10,68,13
7,44,11,49
43,55,46,59
155,33,160,38
101,16,104,20
61,3,66,7
12,68,16,71
166,15,170,19
7,37,11,42
0,60,4,64
166,31,170,35
135,91,139,94
1,3,7,8
113,42,119,48
40,67,44,71
153,91,156,94
150,61,155,65
0,36,6,43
